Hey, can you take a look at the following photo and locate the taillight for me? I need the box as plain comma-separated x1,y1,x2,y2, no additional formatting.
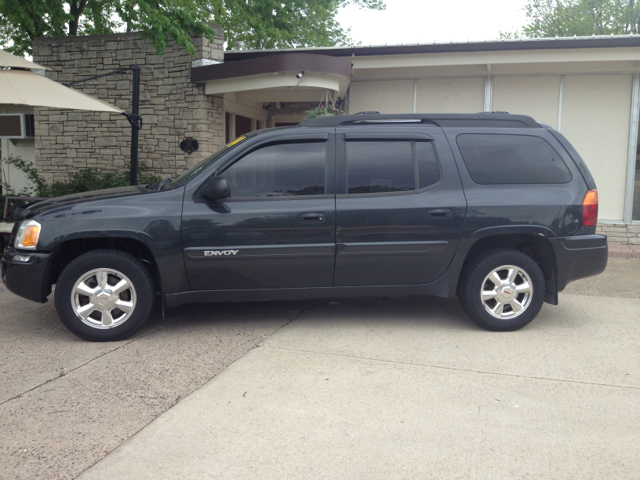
582,190,598,227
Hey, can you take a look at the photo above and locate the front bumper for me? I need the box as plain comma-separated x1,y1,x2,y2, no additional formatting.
549,234,608,291
1,246,52,303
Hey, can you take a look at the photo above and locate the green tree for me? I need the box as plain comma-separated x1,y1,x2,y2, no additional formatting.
216,0,384,50
505,0,640,38
0,0,384,57
0,0,217,56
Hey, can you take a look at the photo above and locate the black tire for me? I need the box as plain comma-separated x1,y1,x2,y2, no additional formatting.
54,249,155,341
458,249,545,332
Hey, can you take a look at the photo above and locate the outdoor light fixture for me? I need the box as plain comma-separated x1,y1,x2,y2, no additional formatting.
180,137,199,155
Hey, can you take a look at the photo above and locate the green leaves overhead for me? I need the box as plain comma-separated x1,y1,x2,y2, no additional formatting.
0,0,385,56
511,0,640,38
219,0,385,50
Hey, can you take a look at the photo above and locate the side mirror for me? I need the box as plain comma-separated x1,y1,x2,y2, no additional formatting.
200,176,230,201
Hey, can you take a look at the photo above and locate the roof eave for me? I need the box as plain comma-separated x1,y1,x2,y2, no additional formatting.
224,35,640,61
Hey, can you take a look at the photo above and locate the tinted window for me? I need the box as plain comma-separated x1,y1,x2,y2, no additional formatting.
220,142,326,198
417,142,441,189
457,134,572,184
346,141,440,194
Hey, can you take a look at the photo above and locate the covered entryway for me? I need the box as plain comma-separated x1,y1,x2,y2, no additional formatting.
191,52,352,139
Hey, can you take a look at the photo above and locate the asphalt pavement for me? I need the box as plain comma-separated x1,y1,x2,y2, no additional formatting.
1,258,639,479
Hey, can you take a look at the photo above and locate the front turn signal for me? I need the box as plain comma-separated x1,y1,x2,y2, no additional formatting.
15,220,41,250
582,189,598,227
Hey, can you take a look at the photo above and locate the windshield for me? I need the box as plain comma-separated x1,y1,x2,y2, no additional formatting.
172,135,250,187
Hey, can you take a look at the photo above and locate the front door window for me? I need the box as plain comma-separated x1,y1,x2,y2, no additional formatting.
220,142,327,198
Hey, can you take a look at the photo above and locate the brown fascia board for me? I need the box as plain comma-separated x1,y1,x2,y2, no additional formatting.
222,36,640,61
191,52,352,83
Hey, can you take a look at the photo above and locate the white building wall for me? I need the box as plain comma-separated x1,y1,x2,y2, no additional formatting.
561,75,632,222
349,72,634,222
1,138,36,195
416,77,485,113
492,76,562,129
349,80,414,114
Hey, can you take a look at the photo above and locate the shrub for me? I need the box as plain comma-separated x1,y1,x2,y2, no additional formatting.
3,156,161,198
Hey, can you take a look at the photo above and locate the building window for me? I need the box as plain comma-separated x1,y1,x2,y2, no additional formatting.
235,115,252,138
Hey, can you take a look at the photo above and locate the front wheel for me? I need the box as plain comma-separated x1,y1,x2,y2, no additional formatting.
458,249,545,332
54,250,155,341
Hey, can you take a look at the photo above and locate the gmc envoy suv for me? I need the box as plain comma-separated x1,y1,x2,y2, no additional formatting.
2,113,608,341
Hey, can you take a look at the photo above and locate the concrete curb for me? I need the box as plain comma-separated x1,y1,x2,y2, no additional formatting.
609,243,640,259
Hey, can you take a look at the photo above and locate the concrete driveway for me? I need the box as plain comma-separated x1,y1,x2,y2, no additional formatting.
1,259,639,479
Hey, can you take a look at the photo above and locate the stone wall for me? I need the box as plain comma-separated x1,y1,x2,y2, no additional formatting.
596,224,640,245
32,27,225,183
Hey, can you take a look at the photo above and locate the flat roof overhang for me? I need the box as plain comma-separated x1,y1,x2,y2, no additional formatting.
223,35,640,60
191,53,352,102
221,36,640,81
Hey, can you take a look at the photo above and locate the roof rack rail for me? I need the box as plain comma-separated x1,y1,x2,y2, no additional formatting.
353,111,381,115
299,113,539,128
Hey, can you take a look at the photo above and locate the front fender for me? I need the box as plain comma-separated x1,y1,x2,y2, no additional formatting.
33,188,189,294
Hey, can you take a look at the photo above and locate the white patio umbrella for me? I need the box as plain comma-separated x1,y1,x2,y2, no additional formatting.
0,49,121,112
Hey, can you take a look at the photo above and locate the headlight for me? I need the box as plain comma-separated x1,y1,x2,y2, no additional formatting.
14,219,41,250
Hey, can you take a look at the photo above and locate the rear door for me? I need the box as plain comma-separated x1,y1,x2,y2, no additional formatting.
181,134,336,291
333,126,466,286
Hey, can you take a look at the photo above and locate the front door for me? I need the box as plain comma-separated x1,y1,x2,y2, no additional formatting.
333,128,466,286
182,137,336,291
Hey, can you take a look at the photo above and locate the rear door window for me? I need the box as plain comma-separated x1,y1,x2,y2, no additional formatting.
346,140,440,194
456,134,572,184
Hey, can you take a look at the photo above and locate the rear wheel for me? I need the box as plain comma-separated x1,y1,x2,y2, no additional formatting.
54,250,154,341
459,249,545,331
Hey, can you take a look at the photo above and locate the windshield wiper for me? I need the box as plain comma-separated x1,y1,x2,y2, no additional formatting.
153,174,179,191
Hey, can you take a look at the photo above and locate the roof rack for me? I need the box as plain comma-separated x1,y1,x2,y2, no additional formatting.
300,113,540,129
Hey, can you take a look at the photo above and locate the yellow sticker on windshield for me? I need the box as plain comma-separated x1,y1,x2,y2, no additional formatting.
226,136,246,148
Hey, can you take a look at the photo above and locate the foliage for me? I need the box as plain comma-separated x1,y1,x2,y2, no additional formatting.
303,105,344,121
0,0,385,56
502,0,640,38
0,0,217,56
2,156,160,198
217,0,385,50
498,30,521,39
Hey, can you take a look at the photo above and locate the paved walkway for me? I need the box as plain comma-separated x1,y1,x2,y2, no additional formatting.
609,242,640,259
77,260,640,479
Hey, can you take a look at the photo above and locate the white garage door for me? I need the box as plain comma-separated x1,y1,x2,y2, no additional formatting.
561,75,632,221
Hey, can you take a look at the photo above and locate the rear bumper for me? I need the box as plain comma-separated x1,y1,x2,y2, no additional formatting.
1,246,51,303
549,234,608,291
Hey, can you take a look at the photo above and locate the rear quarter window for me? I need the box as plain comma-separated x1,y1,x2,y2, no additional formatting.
456,134,572,185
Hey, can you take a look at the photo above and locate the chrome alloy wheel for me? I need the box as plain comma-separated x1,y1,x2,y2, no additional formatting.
71,268,137,329
480,265,533,320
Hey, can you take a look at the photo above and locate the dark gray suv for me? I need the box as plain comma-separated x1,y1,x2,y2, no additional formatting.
2,113,608,341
